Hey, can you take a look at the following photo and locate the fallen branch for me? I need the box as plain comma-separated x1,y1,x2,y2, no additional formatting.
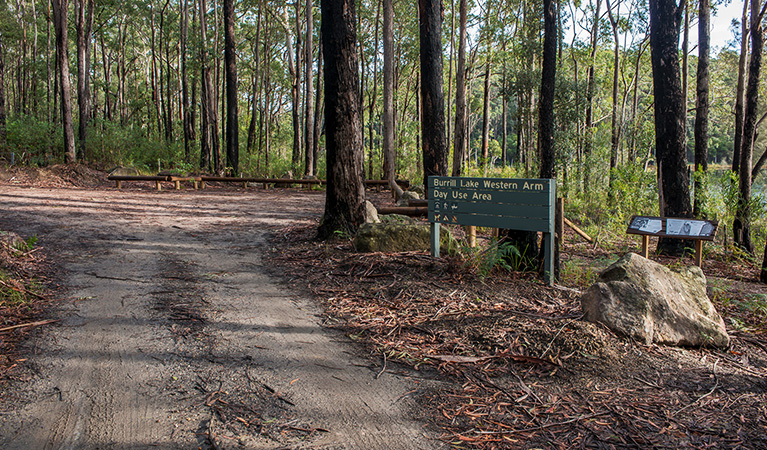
564,217,593,243
0,319,58,333
376,350,388,379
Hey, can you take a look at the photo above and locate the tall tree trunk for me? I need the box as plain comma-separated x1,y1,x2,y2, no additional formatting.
313,38,323,172
540,0,556,180
224,0,239,175
480,3,493,174
283,8,302,174
318,0,366,239
304,0,315,176
367,0,380,180
732,0,749,173
75,0,93,161
383,0,402,197
419,0,447,193
693,0,710,218
606,0,621,205
451,0,467,177
181,0,192,161
481,57,491,173
649,0,692,255
584,0,602,194
52,0,76,163
537,0,557,276
734,0,762,254
0,32,6,153
199,0,219,173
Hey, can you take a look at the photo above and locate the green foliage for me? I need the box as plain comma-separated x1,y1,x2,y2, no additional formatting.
559,260,600,287
606,162,657,227
6,115,58,166
462,239,521,280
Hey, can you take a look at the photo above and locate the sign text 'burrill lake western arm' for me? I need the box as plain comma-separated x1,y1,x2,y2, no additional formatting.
428,176,556,285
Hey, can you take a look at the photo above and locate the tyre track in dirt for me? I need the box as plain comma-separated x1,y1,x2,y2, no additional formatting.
0,186,438,449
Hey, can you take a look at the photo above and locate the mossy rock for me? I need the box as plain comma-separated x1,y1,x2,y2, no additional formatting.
354,222,457,254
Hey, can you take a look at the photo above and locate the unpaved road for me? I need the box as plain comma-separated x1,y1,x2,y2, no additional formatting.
0,185,438,449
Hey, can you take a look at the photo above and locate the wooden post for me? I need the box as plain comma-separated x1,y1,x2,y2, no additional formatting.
175,180,181,190
641,235,650,258
156,181,162,191
467,226,476,248
200,180,206,189
694,240,703,266
116,180,122,189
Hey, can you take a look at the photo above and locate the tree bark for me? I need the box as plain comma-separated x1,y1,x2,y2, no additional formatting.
304,0,315,176
0,32,6,153
734,0,762,254
761,240,767,283
481,57,491,173
606,0,620,204
181,0,193,161
649,0,692,255
383,0,402,198
732,0,749,173
52,0,76,163
540,0,556,181
693,0,709,218
75,0,93,161
224,0,239,175
584,0,601,194
318,0,366,239
199,0,220,173
452,0,467,176
419,0,447,193
283,7,302,174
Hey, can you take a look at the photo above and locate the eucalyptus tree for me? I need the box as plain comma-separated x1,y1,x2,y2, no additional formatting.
223,0,238,175
419,0,447,191
51,0,75,163
318,0,366,239
303,0,315,176
451,0,467,176
75,0,93,160
734,0,764,254
693,0,710,218
649,0,692,255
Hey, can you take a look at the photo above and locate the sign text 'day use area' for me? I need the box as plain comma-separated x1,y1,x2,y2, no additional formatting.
428,176,556,285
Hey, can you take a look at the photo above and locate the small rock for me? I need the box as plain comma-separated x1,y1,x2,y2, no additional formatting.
396,191,421,207
109,166,140,176
364,201,381,224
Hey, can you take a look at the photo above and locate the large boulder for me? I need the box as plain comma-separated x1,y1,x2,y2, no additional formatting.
354,222,457,254
580,253,729,349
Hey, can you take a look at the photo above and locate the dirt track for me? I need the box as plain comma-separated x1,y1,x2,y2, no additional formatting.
0,185,438,449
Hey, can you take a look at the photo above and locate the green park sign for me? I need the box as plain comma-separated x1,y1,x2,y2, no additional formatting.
428,176,556,285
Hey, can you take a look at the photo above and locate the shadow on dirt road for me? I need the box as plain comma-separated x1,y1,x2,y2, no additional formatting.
0,186,438,449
